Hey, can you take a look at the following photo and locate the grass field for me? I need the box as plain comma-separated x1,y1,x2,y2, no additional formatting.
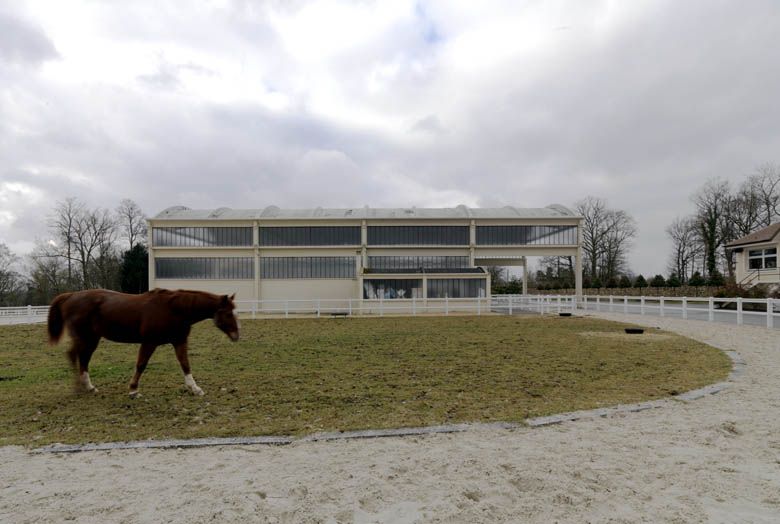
0,316,731,447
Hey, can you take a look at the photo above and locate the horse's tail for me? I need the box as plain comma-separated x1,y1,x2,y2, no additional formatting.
47,293,71,345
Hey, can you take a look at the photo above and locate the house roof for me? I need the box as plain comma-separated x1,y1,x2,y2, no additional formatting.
725,222,780,248
152,204,580,221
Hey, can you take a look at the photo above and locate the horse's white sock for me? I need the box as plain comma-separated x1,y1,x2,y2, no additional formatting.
184,374,204,396
80,372,96,392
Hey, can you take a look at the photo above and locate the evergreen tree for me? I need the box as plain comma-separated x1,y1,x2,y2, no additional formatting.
618,275,632,288
634,274,648,289
707,270,725,287
650,274,667,287
120,244,149,294
667,273,681,287
689,271,706,286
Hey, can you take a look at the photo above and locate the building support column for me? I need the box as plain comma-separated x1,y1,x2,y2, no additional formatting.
575,220,584,300
522,257,528,295
147,219,155,290
253,220,260,302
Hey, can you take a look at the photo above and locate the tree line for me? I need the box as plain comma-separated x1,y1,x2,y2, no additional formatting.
0,198,150,306
494,196,639,291
667,163,779,283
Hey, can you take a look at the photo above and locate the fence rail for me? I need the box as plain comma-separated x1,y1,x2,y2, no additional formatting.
0,306,49,325
1,295,778,329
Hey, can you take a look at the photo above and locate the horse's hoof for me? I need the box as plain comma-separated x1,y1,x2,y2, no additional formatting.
129,390,141,398
191,388,205,396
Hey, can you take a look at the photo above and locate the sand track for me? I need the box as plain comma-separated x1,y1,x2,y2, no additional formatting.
2,313,780,523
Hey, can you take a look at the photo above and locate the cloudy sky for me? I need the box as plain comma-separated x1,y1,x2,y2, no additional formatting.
1,0,779,275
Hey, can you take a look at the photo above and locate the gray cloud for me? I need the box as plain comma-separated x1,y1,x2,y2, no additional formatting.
0,11,58,65
1,0,779,277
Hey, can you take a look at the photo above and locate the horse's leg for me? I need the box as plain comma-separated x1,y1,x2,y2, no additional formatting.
174,342,204,396
128,342,158,397
76,336,100,393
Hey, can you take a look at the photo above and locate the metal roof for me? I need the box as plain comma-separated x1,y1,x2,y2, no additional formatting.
725,222,780,248
153,204,580,221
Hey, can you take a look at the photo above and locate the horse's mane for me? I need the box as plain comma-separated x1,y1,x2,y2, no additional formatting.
151,289,222,313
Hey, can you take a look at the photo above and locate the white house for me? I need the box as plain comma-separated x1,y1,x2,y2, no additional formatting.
726,222,780,286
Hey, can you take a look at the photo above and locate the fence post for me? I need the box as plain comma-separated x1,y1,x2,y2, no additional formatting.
583,295,587,311
557,295,561,314
285,300,289,319
509,296,513,315
445,296,449,316
348,299,352,317
252,301,257,319
27,305,32,324
682,297,687,320
708,297,714,322
596,295,601,312
640,296,645,315
767,299,773,329
317,299,321,318
477,297,481,315
412,297,416,316
608,295,613,313
380,295,384,317
539,296,544,315
737,297,743,325
660,297,665,317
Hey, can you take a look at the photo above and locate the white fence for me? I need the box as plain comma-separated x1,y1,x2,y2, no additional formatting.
0,306,49,325
578,294,780,330
234,297,496,317
1,295,778,329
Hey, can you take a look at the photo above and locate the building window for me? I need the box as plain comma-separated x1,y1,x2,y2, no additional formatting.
259,226,360,246
476,225,577,245
155,257,254,279
367,226,469,246
260,257,356,279
153,227,253,247
368,256,470,271
427,278,486,298
748,248,777,270
363,279,423,299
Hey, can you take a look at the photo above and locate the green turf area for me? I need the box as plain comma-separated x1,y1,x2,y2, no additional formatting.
0,316,731,447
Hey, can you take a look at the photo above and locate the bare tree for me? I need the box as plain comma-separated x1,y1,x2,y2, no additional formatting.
726,178,763,237
39,198,120,290
71,206,117,288
49,197,84,287
748,163,780,227
666,216,701,282
116,199,148,250
0,244,24,306
600,209,637,281
576,196,610,279
575,196,637,281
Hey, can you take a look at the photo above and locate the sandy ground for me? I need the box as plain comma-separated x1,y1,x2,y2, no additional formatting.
2,313,780,524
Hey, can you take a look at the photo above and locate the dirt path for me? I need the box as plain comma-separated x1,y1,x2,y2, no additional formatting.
2,313,779,523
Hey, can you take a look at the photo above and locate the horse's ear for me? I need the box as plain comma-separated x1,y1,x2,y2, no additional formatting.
229,293,236,301
221,294,230,306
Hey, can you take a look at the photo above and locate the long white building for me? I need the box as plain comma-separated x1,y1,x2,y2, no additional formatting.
148,205,583,306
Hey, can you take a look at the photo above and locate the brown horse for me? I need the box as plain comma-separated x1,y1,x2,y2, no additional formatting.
47,288,240,397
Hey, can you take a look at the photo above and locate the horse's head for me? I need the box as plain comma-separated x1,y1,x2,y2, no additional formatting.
214,293,240,342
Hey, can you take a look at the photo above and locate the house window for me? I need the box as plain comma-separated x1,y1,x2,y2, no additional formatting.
748,248,777,270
